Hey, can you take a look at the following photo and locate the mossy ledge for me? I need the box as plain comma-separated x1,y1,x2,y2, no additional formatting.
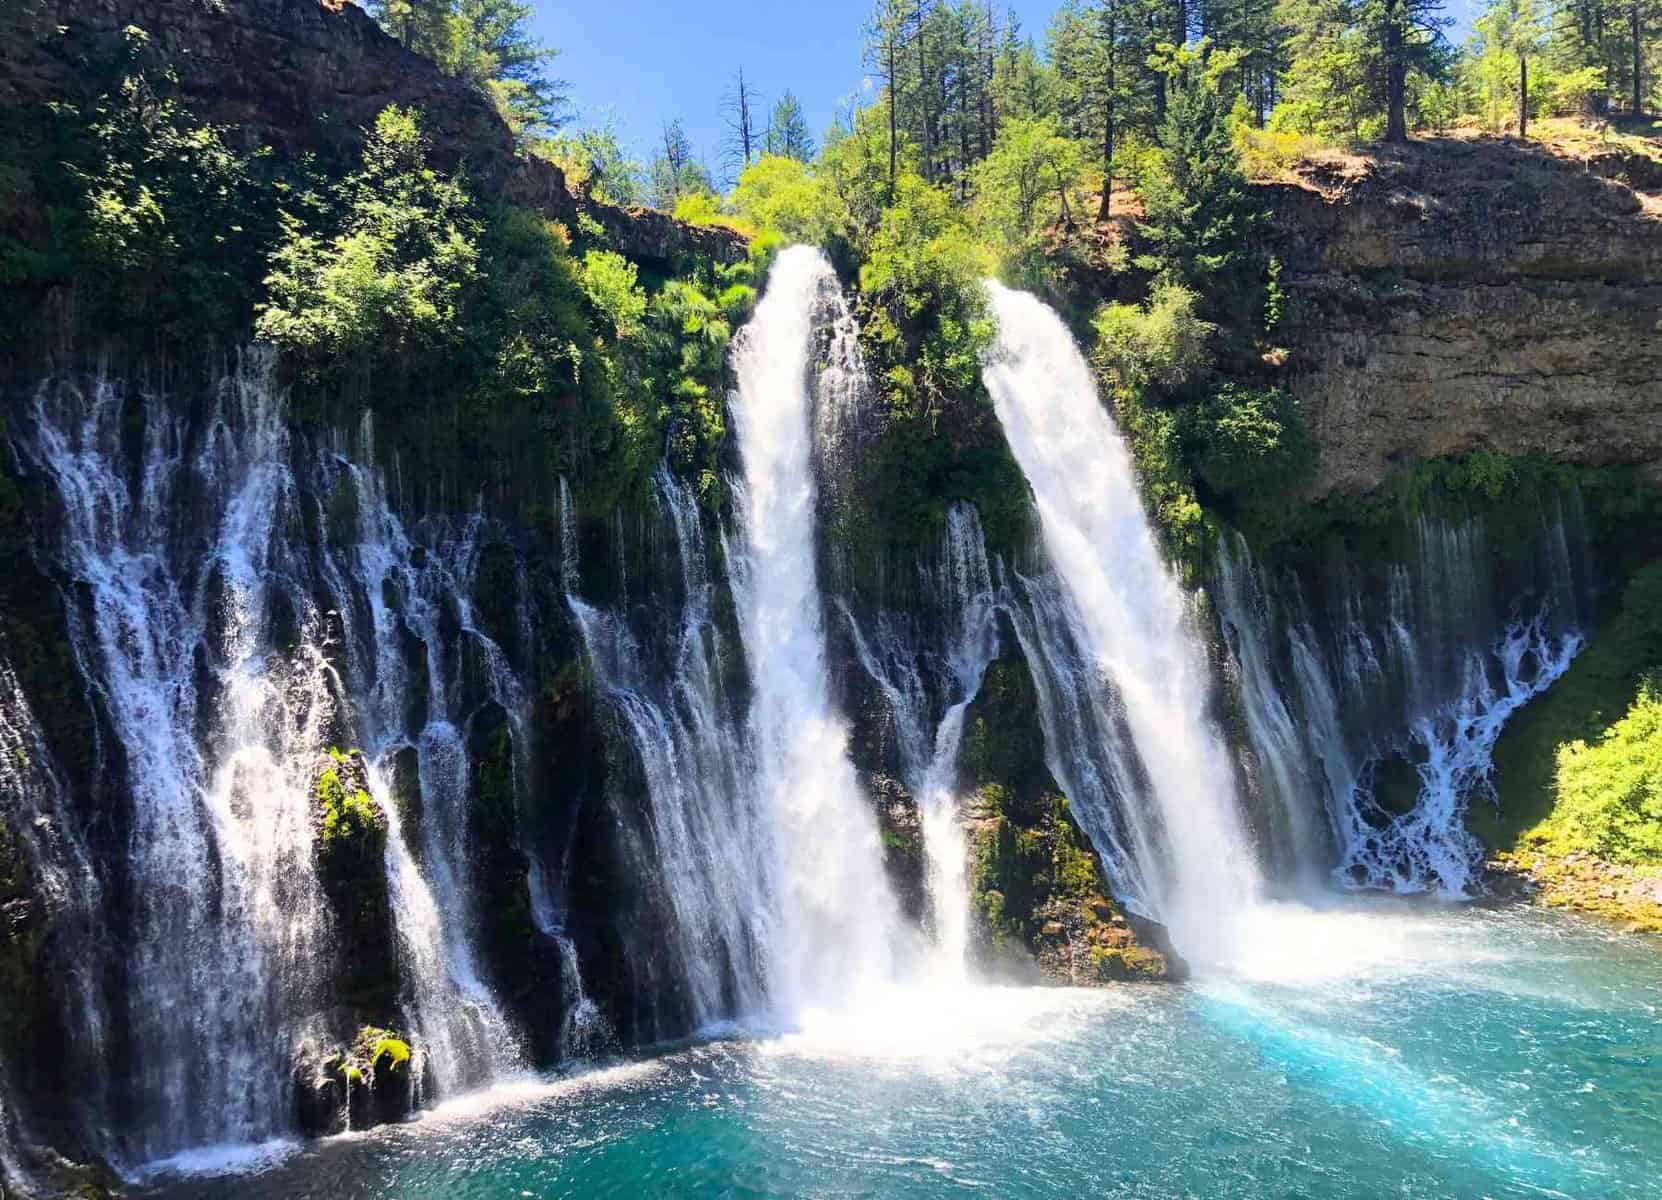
961,648,1181,984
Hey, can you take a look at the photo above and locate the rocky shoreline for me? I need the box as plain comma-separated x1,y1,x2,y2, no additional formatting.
1487,851,1662,934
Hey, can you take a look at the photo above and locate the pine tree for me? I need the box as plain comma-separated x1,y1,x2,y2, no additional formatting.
1137,79,1266,323
1051,0,1155,221
764,91,817,160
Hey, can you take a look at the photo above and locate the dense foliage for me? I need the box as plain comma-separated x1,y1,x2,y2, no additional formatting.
1543,681,1662,861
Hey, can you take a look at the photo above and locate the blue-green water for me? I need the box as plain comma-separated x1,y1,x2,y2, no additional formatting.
144,904,1661,1199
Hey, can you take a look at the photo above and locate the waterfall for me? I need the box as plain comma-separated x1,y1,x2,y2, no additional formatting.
981,283,1260,959
566,469,771,1030
0,654,108,1162
844,504,998,976
725,245,904,1014
12,355,527,1165
324,432,524,1093
1215,505,1590,895
21,359,337,1163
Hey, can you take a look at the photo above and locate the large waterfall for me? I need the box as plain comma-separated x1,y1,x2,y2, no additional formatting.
725,245,906,1014
981,283,1261,959
0,244,1630,1192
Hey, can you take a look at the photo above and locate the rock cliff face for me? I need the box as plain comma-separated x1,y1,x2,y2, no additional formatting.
0,0,743,272
1266,139,1662,497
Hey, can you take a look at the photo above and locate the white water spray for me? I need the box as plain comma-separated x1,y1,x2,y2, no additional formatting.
726,245,905,1014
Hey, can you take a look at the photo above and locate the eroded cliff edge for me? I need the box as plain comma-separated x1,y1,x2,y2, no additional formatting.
1265,139,1662,498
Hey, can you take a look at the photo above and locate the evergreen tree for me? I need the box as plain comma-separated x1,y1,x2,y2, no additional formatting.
764,91,817,160
649,119,712,209
1137,79,1266,324
866,0,921,196
1271,0,1448,139
367,0,566,135
1050,0,1154,220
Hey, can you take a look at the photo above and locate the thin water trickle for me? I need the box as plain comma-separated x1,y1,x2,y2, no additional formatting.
843,503,999,977
327,448,526,1095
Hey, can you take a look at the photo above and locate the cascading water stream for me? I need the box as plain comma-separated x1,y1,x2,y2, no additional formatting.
844,504,998,977
725,245,904,1016
1215,505,1589,895
22,358,337,1164
324,429,525,1094
12,355,530,1165
566,469,771,1031
981,283,1261,962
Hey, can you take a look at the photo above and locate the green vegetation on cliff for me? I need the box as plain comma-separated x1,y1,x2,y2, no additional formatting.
961,656,1170,982
1480,565,1662,860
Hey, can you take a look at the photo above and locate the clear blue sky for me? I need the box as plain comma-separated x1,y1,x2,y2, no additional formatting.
532,1,1058,182
532,0,1479,181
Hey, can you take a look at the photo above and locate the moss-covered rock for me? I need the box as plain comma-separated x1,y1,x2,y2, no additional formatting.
293,1025,417,1137
1487,850,1662,933
310,750,399,1016
966,787,1174,983
870,774,926,927
961,649,1175,983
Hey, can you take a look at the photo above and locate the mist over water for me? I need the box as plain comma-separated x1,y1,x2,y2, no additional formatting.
139,906,1662,1200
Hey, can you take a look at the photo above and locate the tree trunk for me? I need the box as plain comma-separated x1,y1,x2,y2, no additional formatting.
1519,53,1528,137
1384,0,1408,142
888,38,899,198
1098,16,1116,223
918,12,933,183
1634,0,1644,116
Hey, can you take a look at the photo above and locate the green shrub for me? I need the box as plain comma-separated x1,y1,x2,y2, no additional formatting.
1188,385,1316,501
1533,680,1662,863
257,105,479,371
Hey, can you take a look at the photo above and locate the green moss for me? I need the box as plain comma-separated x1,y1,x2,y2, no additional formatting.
316,763,385,859
369,1035,411,1072
339,1026,413,1082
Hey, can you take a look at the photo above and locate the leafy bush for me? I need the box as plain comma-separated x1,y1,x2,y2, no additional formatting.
578,249,646,337
1091,284,1214,395
1187,385,1316,500
730,154,835,244
969,115,1087,258
257,106,479,370
1535,680,1662,863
